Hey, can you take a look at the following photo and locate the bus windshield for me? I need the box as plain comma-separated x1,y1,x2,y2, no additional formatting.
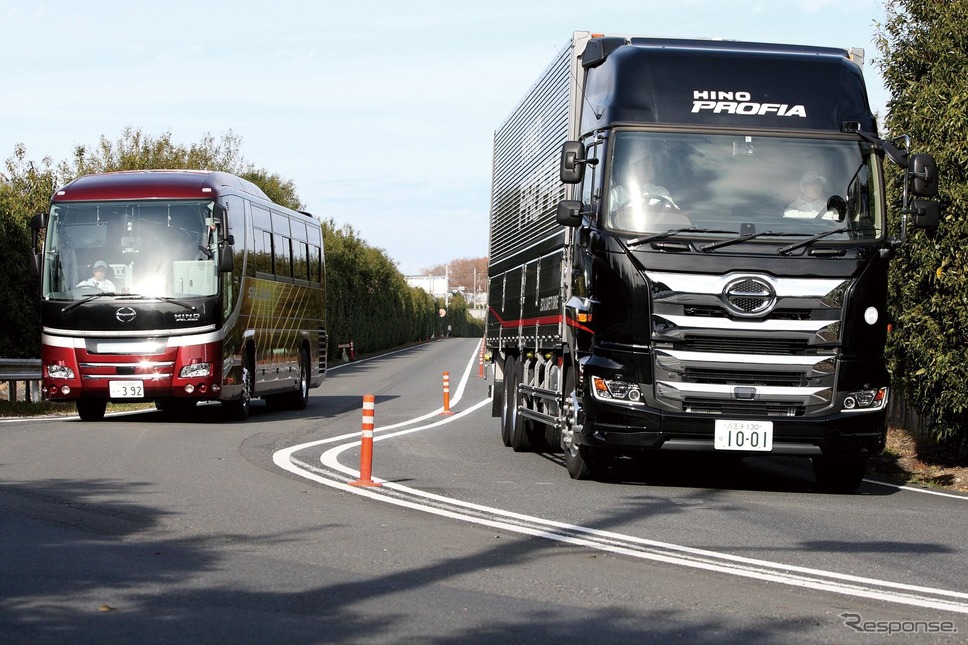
41,199,221,300
604,131,883,242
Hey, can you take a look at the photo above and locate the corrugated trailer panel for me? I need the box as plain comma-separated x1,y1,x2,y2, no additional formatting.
487,33,589,351
488,39,576,265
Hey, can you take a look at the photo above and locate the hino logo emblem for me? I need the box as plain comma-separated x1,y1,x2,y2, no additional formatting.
116,307,137,323
722,277,776,318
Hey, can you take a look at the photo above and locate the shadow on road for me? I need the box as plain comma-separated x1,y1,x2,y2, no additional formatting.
0,475,862,644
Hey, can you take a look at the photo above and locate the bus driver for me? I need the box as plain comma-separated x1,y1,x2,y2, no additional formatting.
76,260,117,291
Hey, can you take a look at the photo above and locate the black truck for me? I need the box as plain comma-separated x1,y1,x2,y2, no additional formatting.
485,32,939,492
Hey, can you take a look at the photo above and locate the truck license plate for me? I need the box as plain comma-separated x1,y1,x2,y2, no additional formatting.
714,420,773,452
109,381,145,398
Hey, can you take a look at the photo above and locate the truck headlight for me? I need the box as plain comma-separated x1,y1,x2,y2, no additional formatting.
591,376,642,403
842,386,887,412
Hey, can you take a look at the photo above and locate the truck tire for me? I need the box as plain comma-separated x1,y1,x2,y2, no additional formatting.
508,358,533,452
812,455,868,493
500,356,515,446
76,399,107,422
560,370,606,479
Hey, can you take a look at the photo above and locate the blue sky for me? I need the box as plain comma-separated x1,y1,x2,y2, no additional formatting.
1,0,890,274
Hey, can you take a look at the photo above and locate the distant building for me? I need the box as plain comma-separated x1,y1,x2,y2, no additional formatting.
406,274,449,299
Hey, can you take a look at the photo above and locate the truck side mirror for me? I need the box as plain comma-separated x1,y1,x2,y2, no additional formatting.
557,199,583,227
560,141,585,184
30,212,48,231
910,199,940,231
826,196,848,222
910,153,938,197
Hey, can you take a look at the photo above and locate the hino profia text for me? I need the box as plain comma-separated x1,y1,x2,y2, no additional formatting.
485,32,940,492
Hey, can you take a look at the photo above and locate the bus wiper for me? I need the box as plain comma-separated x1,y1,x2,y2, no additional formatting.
777,227,850,255
154,296,197,311
626,227,736,248
121,294,197,311
61,291,118,314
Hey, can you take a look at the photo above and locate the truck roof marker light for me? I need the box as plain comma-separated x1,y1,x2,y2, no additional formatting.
202,187,212,193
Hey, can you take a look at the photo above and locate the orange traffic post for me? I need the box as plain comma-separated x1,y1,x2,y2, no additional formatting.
478,340,485,378
350,394,382,487
441,371,454,416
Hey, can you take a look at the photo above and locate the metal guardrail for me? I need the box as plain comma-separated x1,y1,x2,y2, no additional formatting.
0,358,42,403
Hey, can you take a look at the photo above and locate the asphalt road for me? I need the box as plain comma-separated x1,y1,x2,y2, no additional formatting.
2,338,966,643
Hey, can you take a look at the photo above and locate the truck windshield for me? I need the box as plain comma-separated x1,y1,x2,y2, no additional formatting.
604,131,883,242
41,199,221,300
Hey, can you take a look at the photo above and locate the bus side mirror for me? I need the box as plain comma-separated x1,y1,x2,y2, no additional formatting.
29,213,48,278
910,153,938,197
219,241,235,273
560,141,585,184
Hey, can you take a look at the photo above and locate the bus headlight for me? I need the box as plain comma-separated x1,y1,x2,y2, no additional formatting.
591,376,642,403
180,361,212,378
46,362,75,379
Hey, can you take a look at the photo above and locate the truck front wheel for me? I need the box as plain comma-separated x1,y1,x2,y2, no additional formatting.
812,455,868,493
561,370,606,480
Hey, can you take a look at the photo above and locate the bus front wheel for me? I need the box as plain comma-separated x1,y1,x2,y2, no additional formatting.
76,399,107,422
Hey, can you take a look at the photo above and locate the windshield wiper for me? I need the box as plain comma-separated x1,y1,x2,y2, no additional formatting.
700,231,791,252
121,294,197,311
626,227,736,248
61,291,118,314
777,227,850,255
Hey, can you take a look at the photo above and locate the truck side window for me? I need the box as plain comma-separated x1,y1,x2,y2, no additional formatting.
581,142,601,210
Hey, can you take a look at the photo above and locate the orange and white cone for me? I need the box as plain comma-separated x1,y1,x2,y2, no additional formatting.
350,394,382,487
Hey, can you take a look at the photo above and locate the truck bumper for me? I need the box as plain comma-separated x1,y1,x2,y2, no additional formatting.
579,400,886,458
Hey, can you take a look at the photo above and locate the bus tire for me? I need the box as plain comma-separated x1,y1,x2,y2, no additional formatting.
291,347,310,410
224,350,253,421
76,399,106,422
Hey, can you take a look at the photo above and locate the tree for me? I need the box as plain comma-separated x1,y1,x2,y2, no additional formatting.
0,129,301,358
322,219,436,358
419,257,488,293
2,127,436,364
877,0,968,458
0,146,59,357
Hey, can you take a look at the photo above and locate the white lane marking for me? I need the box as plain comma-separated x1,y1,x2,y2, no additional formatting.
863,478,968,500
273,339,968,614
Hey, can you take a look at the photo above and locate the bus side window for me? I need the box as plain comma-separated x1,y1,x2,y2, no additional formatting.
274,234,292,280
309,244,322,286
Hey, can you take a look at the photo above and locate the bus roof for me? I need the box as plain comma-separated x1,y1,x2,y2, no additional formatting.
52,170,270,203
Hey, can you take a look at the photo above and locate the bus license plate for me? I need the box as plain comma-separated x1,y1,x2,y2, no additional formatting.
714,420,773,452
109,381,145,398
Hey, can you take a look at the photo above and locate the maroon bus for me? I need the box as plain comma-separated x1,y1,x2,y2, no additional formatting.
30,170,327,421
